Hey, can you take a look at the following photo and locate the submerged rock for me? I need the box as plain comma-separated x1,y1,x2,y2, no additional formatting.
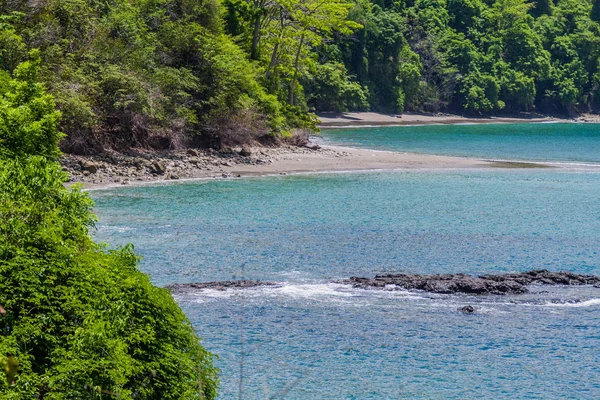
340,270,600,295
460,305,475,313
166,280,279,293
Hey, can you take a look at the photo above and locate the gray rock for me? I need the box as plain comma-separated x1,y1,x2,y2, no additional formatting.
460,305,475,313
151,161,166,175
239,147,252,157
187,149,199,156
340,270,600,296
80,160,99,173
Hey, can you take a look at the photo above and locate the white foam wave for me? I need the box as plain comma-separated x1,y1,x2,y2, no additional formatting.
545,161,600,168
543,298,600,308
180,282,429,304
99,225,133,233
275,283,354,298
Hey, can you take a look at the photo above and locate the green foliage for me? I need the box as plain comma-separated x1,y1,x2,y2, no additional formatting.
0,14,26,73
0,56,63,160
282,0,600,115
448,0,483,32
0,62,218,398
460,69,503,112
304,62,370,111
0,0,303,153
2,0,600,149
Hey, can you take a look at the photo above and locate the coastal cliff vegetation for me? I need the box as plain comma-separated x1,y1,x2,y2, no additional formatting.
2,0,600,152
0,58,218,398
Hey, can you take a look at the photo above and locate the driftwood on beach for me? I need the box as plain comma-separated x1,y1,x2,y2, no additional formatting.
340,269,600,295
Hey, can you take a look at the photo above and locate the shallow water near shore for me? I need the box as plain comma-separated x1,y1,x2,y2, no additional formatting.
320,123,600,164
92,167,600,398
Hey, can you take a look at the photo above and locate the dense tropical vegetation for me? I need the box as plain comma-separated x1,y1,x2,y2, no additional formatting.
298,0,600,115
1,0,599,396
0,58,218,398
2,0,600,152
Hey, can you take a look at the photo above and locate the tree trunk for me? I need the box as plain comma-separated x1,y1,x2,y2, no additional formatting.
265,15,285,87
289,34,305,106
250,13,262,60
265,42,280,78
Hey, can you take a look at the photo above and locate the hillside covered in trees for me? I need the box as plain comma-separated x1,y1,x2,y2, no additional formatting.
1,0,600,153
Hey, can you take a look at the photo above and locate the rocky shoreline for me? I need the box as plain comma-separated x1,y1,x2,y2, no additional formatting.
61,144,334,187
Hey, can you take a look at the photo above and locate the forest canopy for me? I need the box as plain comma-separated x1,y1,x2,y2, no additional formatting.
1,0,600,152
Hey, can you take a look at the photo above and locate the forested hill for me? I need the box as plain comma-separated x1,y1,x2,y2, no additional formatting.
1,0,599,153
303,0,600,116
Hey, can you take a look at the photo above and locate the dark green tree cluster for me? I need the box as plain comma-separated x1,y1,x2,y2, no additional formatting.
258,0,600,115
3,0,599,154
0,58,218,398
0,0,299,153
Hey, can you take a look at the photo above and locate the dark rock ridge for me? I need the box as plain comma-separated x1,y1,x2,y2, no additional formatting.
166,280,279,293
341,270,600,295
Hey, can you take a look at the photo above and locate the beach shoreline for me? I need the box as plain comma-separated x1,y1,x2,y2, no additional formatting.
65,143,557,191
64,113,600,190
316,111,563,127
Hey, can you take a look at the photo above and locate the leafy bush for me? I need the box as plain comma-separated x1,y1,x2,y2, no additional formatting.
0,60,218,399
0,56,63,160
304,62,369,112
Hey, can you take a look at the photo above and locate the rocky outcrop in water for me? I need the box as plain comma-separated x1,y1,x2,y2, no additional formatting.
460,305,475,313
341,270,600,295
166,280,279,293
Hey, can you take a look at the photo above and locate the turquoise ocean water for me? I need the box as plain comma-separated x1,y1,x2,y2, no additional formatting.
92,124,600,398
319,122,600,164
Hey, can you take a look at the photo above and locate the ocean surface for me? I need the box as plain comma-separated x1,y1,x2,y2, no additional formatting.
319,122,600,164
92,123,600,399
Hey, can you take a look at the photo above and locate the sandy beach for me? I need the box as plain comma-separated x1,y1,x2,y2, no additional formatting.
64,144,552,190
62,111,576,190
317,111,559,127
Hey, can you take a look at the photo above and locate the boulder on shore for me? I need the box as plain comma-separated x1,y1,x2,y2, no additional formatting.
239,147,252,157
80,160,99,173
151,161,166,175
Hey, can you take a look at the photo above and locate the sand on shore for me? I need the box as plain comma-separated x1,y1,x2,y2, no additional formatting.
67,143,555,191
228,145,491,176
317,111,559,127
